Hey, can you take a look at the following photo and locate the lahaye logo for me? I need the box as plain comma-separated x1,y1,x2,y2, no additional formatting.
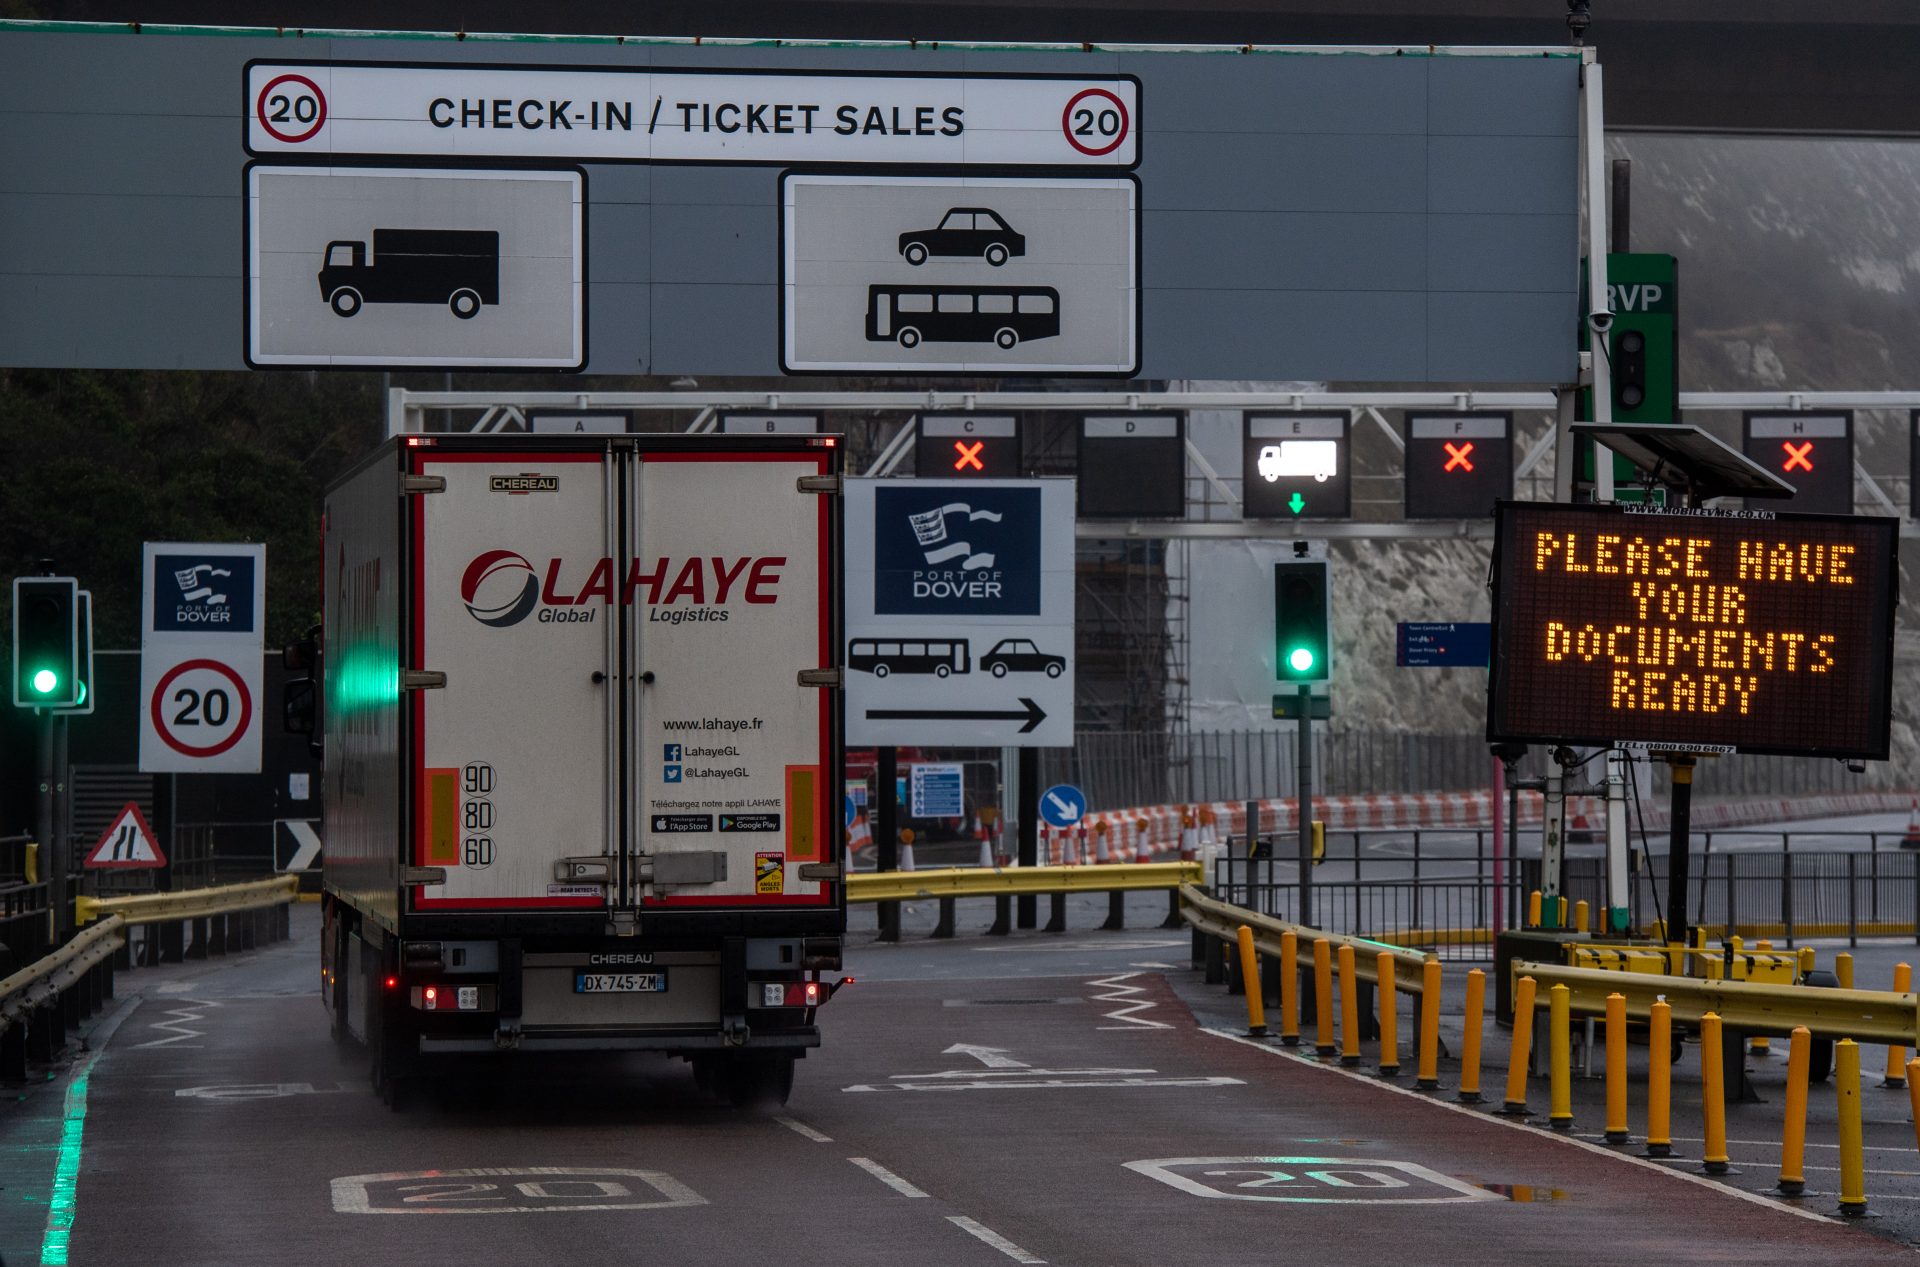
461,550,539,627
875,486,1039,615
459,552,787,628
154,554,256,632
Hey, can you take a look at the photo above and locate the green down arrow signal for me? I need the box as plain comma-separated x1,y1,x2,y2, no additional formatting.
1287,492,1306,515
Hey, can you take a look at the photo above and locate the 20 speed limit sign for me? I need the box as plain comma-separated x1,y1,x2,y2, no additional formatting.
150,658,255,759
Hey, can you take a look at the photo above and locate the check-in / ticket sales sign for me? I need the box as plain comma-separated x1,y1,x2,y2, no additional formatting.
1487,503,1898,759
247,64,1139,167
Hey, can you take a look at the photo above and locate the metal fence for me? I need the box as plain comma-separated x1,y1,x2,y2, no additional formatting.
1043,728,1906,812
1209,832,1920,960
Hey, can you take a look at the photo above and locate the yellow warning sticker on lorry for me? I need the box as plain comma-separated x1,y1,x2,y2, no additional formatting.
755,852,784,894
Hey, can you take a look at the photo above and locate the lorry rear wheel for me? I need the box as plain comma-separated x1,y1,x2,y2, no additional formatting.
718,1053,795,1108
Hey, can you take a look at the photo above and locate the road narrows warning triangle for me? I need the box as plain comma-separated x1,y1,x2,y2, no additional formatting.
84,802,167,870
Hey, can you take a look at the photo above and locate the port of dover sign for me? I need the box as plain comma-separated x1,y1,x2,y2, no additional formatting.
1486,503,1898,759
139,542,267,773
845,478,1075,746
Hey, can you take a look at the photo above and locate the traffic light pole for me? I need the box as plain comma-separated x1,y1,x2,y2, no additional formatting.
1296,684,1314,930
36,709,65,944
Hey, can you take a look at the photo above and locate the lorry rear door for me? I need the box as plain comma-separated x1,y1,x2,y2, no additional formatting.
626,448,837,911
411,447,615,911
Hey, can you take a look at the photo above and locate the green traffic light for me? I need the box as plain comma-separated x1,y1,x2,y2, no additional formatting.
31,667,58,695
1287,647,1315,674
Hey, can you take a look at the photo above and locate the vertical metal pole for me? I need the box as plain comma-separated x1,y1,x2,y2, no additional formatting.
1490,757,1504,936
1017,747,1039,930
37,710,65,945
1665,756,1695,948
1604,750,1630,934
876,746,899,943
1541,754,1567,926
1582,59,1616,502
1296,684,1314,929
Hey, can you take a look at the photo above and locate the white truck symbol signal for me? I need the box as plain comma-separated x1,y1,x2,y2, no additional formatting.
1256,441,1338,484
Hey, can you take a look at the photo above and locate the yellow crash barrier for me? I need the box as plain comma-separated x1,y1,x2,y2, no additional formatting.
74,874,300,927
1179,884,1435,995
1513,958,1920,1045
847,861,1200,904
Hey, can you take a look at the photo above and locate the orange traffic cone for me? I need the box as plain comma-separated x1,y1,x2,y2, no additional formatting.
1902,799,1920,850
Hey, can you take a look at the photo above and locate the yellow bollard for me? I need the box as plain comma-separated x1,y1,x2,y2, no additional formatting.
1646,999,1673,1157
1313,938,1335,1058
1548,983,1574,1131
1527,890,1542,929
1701,1011,1730,1174
1884,963,1913,1088
1573,900,1589,935
1500,975,1538,1116
1337,944,1361,1067
1458,968,1485,1103
1778,1026,1811,1196
1416,958,1442,1091
1376,953,1400,1078
1604,992,1628,1143
1751,940,1773,1055
1799,945,1816,978
1907,1058,1920,1156
1279,930,1300,1047
1556,896,1569,929
1836,951,1854,991
1838,1038,1867,1217
1235,925,1267,1038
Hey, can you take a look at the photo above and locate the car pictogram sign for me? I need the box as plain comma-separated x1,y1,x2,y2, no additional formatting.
85,802,167,869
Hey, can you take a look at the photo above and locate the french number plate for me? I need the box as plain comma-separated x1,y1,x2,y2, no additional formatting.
575,972,669,994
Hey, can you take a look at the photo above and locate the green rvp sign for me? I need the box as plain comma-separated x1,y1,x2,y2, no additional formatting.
1580,253,1678,495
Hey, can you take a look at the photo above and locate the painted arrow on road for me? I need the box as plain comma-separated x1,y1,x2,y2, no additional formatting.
944,1044,1029,1070
865,698,1046,734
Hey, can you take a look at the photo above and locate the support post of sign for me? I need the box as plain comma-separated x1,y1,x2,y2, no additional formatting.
36,710,65,945
1665,755,1696,949
1540,749,1568,927
1017,747,1039,930
876,747,899,944
1491,754,1506,938
1296,685,1315,931
1604,750,1632,934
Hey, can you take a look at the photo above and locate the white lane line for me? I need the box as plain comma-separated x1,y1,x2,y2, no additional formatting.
947,1215,1046,1264
774,1115,833,1143
848,1156,930,1198
1202,1028,1841,1227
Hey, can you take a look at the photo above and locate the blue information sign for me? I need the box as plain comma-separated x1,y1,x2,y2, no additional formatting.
1397,622,1491,668
909,763,965,819
1039,784,1087,828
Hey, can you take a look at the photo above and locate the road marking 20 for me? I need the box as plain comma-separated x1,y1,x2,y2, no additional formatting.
331,1167,705,1214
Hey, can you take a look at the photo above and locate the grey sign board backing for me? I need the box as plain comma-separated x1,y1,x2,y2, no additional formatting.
247,165,584,368
782,174,1138,374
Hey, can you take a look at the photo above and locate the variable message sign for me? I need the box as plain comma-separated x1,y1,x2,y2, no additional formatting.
1487,503,1897,759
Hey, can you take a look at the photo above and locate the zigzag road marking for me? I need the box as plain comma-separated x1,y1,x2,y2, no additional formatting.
1090,971,1171,1030
133,998,222,1049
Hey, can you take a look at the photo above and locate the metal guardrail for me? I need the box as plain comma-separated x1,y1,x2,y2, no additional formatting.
846,861,1199,904
74,874,299,927
1512,957,1920,1045
0,915,124,1038
1179,883,1435,995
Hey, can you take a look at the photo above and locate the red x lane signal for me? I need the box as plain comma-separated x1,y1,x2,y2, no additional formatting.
1442,441,1475,473
1781,440,1814,473
953,440,985,472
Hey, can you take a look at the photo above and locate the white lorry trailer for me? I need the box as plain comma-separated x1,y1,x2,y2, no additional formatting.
293,433,845,1106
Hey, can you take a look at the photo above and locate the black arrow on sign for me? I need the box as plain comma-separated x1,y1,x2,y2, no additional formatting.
866,697,1047,734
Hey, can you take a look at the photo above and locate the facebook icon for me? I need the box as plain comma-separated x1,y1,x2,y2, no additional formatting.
664,744,682,762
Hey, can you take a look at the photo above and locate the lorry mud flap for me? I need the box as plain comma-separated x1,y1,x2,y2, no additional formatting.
722,936,748,1045
496,939,523,1047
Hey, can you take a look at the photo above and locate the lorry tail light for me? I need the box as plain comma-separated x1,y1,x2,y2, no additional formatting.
424,986,439,1010
385,974,399,990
